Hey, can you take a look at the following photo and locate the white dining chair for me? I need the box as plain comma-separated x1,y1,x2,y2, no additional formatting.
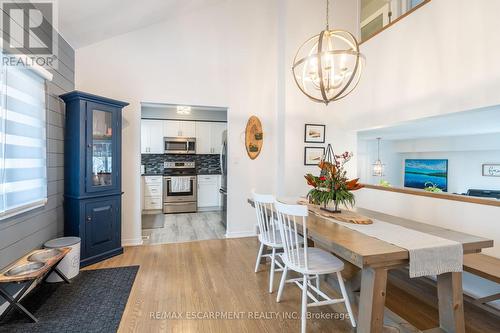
274,200,356,333
252,191,286,293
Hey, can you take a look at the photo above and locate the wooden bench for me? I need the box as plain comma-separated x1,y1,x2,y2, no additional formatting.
463,253,500,316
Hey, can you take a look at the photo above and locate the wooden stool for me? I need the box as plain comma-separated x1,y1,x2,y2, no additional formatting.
0,247,71,323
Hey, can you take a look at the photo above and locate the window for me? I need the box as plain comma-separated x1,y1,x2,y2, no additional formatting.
0,56,53,219
410,0,425,9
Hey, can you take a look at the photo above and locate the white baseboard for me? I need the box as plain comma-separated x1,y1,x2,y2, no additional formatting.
225,230,257,238
122,238,144,246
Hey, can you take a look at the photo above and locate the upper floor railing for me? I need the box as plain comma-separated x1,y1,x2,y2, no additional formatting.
360,0,431,43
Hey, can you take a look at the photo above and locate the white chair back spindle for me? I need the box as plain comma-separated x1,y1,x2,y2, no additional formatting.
252,192,278,244
274,201,308,271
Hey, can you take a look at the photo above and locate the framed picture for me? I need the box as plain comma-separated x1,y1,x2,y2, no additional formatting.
304,124,325,143
482,164,500,177
304,147,325,166
404,159,448,192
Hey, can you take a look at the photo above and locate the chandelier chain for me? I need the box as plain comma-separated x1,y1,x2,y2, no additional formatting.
326,0,330,29
377,138,381,160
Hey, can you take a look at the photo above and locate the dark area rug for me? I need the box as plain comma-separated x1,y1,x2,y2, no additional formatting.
0,266,139,333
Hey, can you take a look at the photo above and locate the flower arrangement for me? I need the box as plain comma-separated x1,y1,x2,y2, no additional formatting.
304,151,363,213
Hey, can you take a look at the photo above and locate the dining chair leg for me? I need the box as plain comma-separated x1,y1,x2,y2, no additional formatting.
276,265,288,302
269,248,276,293
315,274,320,297
337,271,356,328
301,274,308,333
255,242,264,273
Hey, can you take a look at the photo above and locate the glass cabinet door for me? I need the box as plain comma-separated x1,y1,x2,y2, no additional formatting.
87,105,117,193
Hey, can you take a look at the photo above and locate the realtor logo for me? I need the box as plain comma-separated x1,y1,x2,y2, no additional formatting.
1,0,57,67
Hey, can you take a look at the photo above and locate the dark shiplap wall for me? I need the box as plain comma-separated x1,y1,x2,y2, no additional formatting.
0,4,74,270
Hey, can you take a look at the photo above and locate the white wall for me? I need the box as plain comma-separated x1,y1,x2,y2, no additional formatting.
336,0,500,128
334,0,500,258
357,188,500,258
76,0,281,242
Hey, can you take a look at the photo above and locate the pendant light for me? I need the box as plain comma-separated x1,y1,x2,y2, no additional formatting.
292,0,365,105
372,138,385,177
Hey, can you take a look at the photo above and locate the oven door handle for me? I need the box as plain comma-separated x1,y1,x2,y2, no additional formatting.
164,176,196,179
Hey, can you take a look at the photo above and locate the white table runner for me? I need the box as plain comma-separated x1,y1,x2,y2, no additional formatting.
311,212,463,278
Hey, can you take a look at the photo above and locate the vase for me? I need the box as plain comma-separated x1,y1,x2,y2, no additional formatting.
320,201,341,214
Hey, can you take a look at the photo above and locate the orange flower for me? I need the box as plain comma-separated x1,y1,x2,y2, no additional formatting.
345,178,364,191
304,174,317,187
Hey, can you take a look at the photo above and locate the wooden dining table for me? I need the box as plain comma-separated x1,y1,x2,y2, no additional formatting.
247,198,494,333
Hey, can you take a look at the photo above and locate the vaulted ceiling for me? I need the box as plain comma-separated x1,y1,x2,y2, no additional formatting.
58,0,223,49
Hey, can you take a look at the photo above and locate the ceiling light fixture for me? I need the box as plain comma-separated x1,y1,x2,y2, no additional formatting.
372,137,385,177
176,105,191,115
292,0,365,105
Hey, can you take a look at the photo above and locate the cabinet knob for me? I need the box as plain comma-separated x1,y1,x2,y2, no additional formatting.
86,216,92,222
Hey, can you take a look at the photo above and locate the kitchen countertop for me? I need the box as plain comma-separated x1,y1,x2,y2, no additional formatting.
197,171,222,175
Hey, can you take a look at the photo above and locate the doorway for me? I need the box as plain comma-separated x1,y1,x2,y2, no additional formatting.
139,102,228,245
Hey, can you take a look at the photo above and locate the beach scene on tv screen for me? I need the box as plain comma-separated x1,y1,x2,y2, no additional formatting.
404,159,448,192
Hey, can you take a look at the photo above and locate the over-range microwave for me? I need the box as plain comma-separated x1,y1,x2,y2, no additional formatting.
164,137,196,154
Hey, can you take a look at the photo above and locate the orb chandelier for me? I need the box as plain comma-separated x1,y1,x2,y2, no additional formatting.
292,0,365,105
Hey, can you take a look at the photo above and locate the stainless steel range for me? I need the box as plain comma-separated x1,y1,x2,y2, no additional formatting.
163,161,197,214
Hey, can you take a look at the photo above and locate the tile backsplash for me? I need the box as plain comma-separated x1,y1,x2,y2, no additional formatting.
141,154,221,175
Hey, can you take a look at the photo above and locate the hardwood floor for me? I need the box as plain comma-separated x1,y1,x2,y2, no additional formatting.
86,238,356,332
385,271,500,333
85,238,500,333
141,212,226,245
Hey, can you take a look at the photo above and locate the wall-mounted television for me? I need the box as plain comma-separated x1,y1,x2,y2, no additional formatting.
404,159,448,192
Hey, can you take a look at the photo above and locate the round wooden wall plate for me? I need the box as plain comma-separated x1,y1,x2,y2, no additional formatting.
245,116,263,160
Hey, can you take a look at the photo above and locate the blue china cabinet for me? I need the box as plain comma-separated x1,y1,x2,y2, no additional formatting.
60,91,129,267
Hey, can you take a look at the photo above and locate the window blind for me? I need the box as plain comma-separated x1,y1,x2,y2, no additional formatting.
0,60,50,219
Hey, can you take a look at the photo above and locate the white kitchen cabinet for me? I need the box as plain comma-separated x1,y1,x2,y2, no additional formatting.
197,175,221,208
141,120,164,154
143,176,163,211
179,121,196,137
195,122,227,154
144,197,163,210
163,120,196,137
163,121,179,137
195,122,212,154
